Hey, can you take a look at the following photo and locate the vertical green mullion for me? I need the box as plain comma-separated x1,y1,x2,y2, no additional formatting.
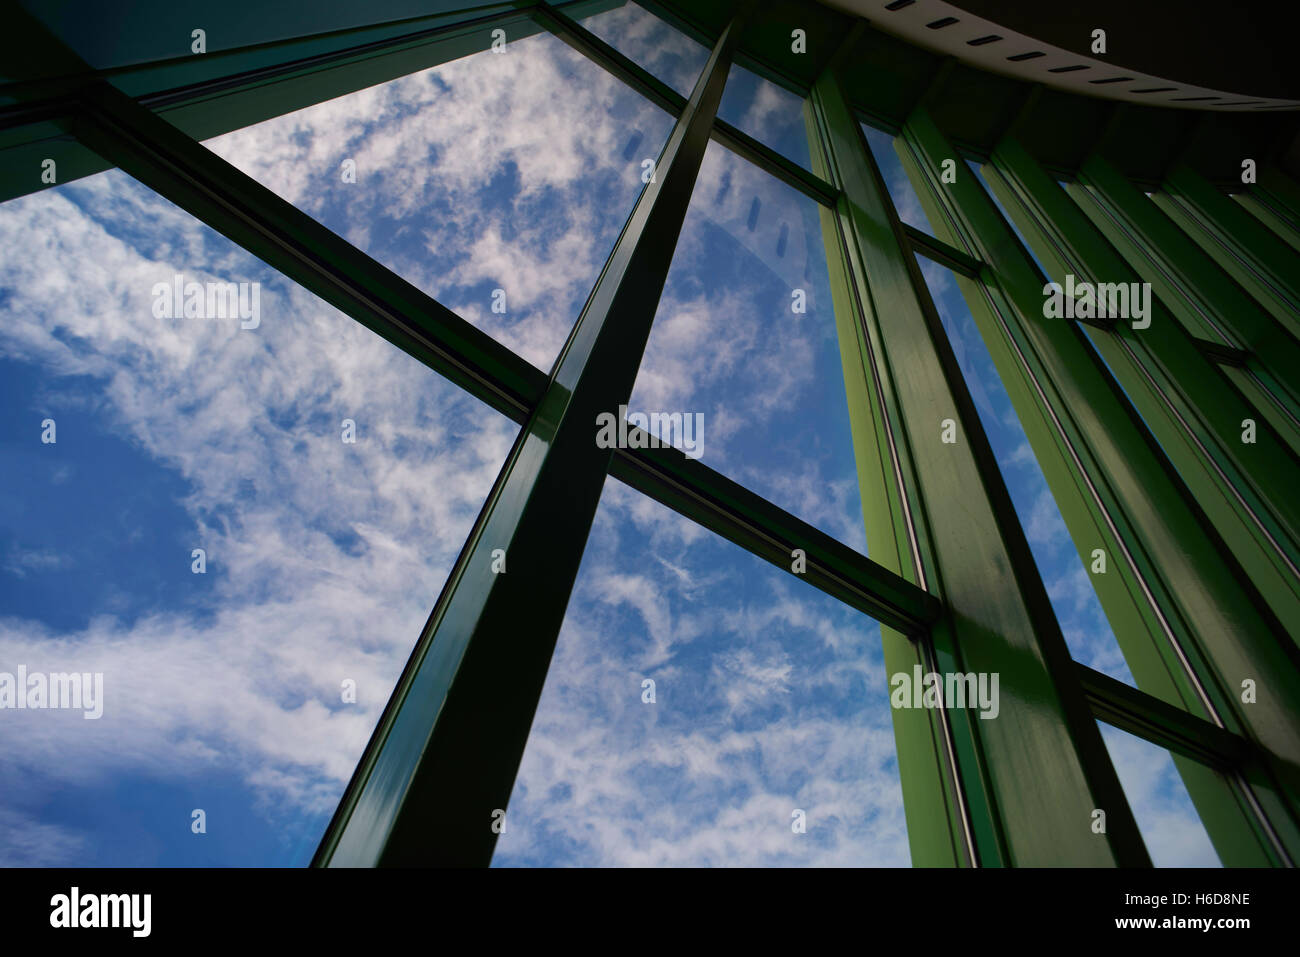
803,87,977,866
981,136,1300,863
987,137,1300,646
1157,164,1300,334
899,116,1200,715
811,67,1150,867
897,108,1281,866
1077,153,1300,419
816,195,976,868
313,16,745,867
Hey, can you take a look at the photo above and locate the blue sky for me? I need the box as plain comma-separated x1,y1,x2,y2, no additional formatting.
0,4,1217,867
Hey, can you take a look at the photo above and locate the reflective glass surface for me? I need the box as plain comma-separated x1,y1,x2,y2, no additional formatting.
577,0,710,99
629,142,868,552
0,165,515,865
494,479,909,866
718,64,812,170
204,29,676,371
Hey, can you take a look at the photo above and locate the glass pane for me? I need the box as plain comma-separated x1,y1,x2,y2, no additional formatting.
1098,724,1221,867
577,0,710,99
0,163,516,866
915,254,1138,686
717,64,811,170
629,142,868,553
861,122,934,235
493,479,909,866
203,27,676,371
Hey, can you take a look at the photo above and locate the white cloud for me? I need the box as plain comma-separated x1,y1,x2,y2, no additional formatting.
0,30,888,867
494,492,909,867
204,31,676,372
1099,725,1220,867
0,165,515,858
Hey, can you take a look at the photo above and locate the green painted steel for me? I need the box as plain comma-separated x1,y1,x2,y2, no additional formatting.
965,131,1300,864
901,113,1295,864
905,223,984,278
1157,164,1300,335
809,51,1150,867
979,138,1300,649
898,115,1208,720
1076,665,1245,769
1255,165,1300,233
1076,154,1300,422
811,154,974,867
1233,193,1300,255
4,0,1297,869
309,17,747,865
609,438,940,634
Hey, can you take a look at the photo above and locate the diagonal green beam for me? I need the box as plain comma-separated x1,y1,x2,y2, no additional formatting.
610,433,939,634
982,137,1300,650
535,1,838,207
1254,164,1300,236
309,16,746,866
904,223,983,279
1157,164,1300,334
1076,661,1287,866
1073,153,1300,440
1077,664,1247,771
810,52,1150,868
939,128,1300,864
67,80,545,425
29,0,936,671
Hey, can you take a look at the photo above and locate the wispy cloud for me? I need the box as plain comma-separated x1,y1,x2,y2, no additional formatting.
494,490,908,867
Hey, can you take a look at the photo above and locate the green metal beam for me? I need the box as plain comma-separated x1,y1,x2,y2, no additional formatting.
311,15,746,866
904,223,983,279
1157,164,1300,334
1073,153,1300,438
812,110,976,865
809,45,1151,868
21,0,938,708
983,140,1300,650
898,114,1214,724
609,434,940,635
1077,664,1246,771
535,1,838,207
935,126,1300,865
1078,662,1278,867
